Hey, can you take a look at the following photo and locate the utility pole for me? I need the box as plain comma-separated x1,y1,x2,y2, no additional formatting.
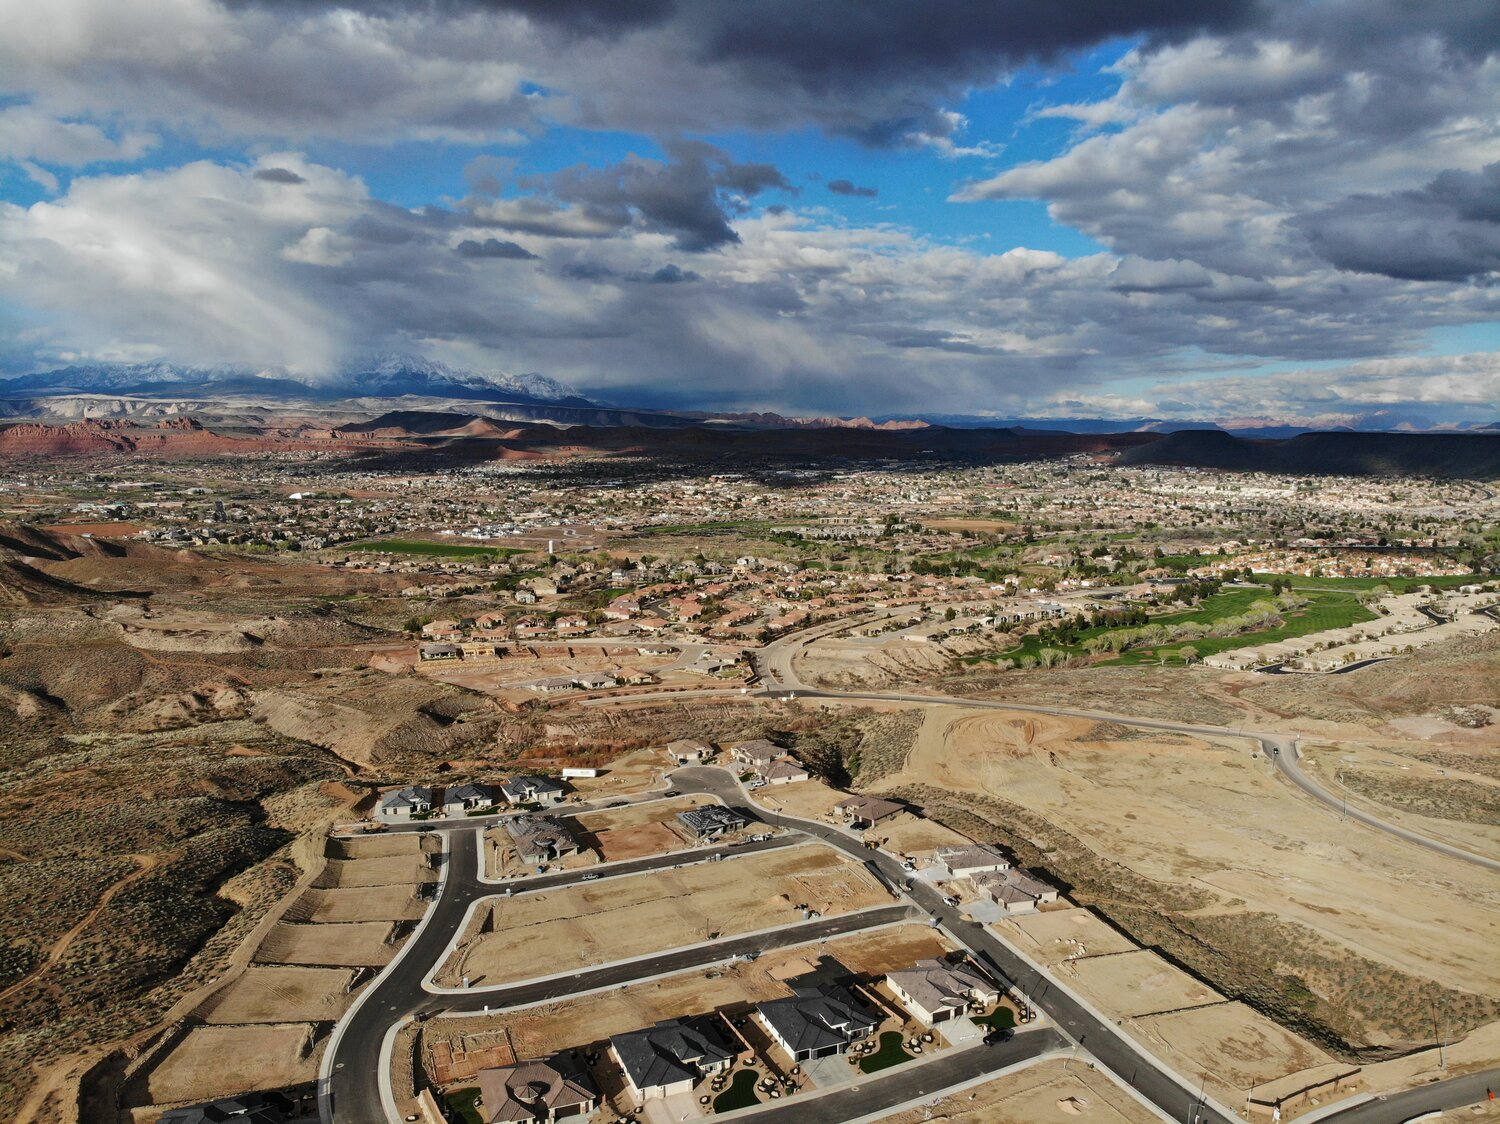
1431,995,1446,1069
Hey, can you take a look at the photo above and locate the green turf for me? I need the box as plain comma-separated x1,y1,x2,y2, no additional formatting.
1248,572,1490,593
713,1069,761,1111
345,538,526,558
973,1006,1017,1030
859,1031,914,1074
982,587,1379,668
444,1087,484,1124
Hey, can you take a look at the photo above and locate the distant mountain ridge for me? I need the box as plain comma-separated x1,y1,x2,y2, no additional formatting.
1117,429,1500,478
0,354,592,407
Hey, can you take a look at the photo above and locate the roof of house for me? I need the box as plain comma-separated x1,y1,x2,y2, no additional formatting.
505,815,578,859
733,738,783,764
833,795,904,822
762,757,809,781
677,805,749,835
886,958,998,1015
501,775,565,797
444,783,491,804
381,785,433,809
611,1018,734,1091
935,844,1009,872
757,987,879,1054
477,1055,598,1123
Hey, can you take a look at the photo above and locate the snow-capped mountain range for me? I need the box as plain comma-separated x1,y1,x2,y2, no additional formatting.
0,354,591,406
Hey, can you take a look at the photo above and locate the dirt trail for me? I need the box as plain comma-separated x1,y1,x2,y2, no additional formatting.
0,853,166,1007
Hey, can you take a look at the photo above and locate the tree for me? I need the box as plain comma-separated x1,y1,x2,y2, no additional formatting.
1179,645,1200,665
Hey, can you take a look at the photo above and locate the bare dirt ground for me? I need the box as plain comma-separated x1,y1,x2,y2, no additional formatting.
879,707,1500,1016
254,921,396,967
997,907,1138,963
752,780,848,820
1132,1002,1337,1099
562,748,673,797
136,1023,320,1106
313,853,435,888
292,885,428,923
863,810,971,853
423,922,953,1073
880,1055,1159,1124
572,795,718,861
195,966,356,1024
1061,950,1221,1018
442,844,893,987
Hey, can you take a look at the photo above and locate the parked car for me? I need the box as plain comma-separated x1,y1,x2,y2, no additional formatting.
663,789,680,797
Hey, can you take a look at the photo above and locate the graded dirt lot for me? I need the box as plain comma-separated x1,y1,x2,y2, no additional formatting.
753,780,848,820
877,704,1500,1050
255,921,397,967
1132,1002,1338,1098
198,966,356,1024
314,853,435,888
423,922,954,1074
571,794,715,861
140,1023,321,1105
443,843,893,986
293,885,428,923
1061,949,1221,1018
997,907,1138,963
881,1055,1158,1124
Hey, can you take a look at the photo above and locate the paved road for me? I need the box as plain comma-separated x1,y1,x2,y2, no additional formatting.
1271,744,1500,874
1318,1068,1500,1124
324,824,909,1122
673,767,1243,1124
728,1028,1067,1123
753,617,1500,874
431,904,918,1013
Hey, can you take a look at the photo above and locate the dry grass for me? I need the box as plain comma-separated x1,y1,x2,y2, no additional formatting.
197,966,355,1024
254,922,396,967
137,1023,320,1105
880,1056,1159,1124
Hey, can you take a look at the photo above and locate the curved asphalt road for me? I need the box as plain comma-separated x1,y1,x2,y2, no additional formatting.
754,618,1500,873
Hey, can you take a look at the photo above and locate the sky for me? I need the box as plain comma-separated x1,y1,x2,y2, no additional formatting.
0,0,1498,425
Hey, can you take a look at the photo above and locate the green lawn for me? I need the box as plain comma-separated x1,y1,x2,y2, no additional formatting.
713,1069,761,1112
1248,572,1490,593
973,1007,1017,1031
444,1087,484,1124
981,587,1378,668
859,1031,914,1074
345,538,526,558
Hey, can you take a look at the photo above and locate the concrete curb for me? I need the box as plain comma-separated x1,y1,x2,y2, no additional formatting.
425,898,914,995
430,916,921,1019
318,829,456,1124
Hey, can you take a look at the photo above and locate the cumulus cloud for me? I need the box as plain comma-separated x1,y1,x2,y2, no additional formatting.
524,139,792,251
827,178,877,197
455,237,538,259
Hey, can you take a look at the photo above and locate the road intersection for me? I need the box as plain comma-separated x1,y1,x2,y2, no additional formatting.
319,613,1500,1124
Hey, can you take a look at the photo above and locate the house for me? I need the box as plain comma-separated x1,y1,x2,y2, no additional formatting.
935,844,1010,878
500,775,568,806
676,805,750,841
158,1092,292,1124
731,739,783,770
886,958,1001,1026
756,986,879,1062
761,757,810,785
555,615,589,636
476,1054,600,1122
618,668,657,685
572,671,617,690
442,783,494,816
380,785,433,818
970,868,1059,913
610,1017,737,1102
532,677,576,694
667,739,713,765
505,815,583,865
419,642,462,661
833,795,904,828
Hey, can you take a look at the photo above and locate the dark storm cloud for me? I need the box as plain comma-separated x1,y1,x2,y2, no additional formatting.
529,139,791,250
827,179,877,197
643,263,698,283
1299,163,1500,282
455,237,539,259
253,166,306,184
